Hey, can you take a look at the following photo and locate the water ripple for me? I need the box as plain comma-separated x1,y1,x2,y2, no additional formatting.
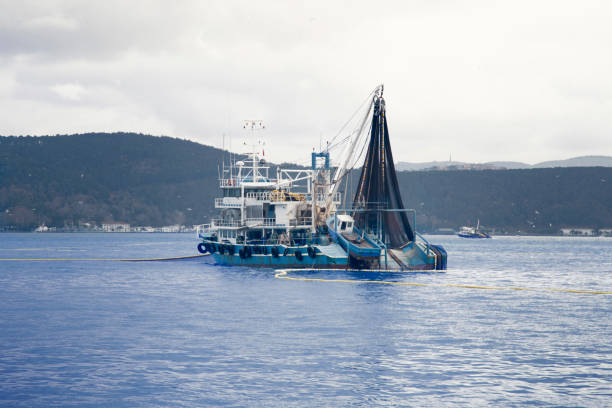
0,233,610,406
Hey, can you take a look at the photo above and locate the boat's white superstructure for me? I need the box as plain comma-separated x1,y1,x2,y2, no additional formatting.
198,149,342,247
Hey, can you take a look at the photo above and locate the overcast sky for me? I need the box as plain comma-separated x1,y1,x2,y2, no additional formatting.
1,0,611,165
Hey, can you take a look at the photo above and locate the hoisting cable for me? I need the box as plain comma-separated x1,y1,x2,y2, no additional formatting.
326,88,378,150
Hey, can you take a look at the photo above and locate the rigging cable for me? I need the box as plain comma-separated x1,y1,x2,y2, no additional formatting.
325,88,378,150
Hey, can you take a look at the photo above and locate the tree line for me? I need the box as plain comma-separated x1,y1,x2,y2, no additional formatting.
1,133,611,233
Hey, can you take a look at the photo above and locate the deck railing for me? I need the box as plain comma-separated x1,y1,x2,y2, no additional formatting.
219,178,278,188
289,217,312,227
203,217,313,229
219,179,240,188
415,232,433,257
214,198,242,208
245,218,277,227
196,224,212,238
245,191,271,200
214,190,342,204
210,219,243,228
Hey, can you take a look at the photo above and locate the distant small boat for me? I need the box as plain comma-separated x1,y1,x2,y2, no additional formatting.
458,220,491,239
34,224,49,232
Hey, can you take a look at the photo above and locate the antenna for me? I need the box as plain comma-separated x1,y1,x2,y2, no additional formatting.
242,120,266,182
242,119,266,156
243,120,265,135
222,132,226,172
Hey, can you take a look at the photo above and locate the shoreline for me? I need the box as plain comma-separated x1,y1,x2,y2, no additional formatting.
1,231,610,238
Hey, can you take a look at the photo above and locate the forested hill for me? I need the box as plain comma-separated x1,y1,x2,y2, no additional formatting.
1,133,611,233
397,168,612,234
0,133,227,229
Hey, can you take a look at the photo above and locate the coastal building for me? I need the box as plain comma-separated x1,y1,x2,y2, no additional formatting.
598,228,612,237
560,228,595,236
101,223,130,232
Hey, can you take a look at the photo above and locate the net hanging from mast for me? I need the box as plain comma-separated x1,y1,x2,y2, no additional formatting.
353,88,415,247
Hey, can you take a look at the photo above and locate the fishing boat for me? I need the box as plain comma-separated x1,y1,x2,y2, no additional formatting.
458,220,491,238
196,86,447,270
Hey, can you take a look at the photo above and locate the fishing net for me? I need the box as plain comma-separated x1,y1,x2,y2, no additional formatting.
353,95,415,247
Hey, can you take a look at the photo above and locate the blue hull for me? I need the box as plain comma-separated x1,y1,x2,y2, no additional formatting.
210,252,347,268
200,241,349,268
198,238,445,270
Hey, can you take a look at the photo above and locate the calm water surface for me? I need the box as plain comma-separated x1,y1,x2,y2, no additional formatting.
0,233,610,407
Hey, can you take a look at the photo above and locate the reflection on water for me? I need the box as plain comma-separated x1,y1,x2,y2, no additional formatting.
0,233,610,406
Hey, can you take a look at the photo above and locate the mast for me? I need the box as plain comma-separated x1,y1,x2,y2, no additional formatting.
325,85,382,215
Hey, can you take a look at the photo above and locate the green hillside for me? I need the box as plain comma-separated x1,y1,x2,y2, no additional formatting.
1,133,611,233
0,133,225,229
397,168,612,234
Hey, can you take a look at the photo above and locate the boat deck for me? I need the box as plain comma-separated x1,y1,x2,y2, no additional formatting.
315,243,348,259
341,232,376,249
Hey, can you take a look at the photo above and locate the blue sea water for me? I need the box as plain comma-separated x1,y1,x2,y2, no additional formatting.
0,233,610,407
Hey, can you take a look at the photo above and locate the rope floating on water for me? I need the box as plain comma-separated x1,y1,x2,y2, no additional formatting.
2,259,607,294
274,269,612,295
0,254,209,262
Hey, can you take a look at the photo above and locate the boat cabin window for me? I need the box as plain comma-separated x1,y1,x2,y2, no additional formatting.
347,222,352,228
223,188,240,198
219,230,237,239
341,221,346,230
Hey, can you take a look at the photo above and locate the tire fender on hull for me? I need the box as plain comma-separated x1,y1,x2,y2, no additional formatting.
307,246,316,258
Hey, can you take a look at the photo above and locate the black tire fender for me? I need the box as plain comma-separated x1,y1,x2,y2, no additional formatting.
307,246,316,258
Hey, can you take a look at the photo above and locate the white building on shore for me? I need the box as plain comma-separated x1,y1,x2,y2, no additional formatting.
598,228,612,237
101,223,130,232
560,228,595,236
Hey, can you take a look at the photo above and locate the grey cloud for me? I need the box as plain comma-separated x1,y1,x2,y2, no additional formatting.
0,0,611,164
